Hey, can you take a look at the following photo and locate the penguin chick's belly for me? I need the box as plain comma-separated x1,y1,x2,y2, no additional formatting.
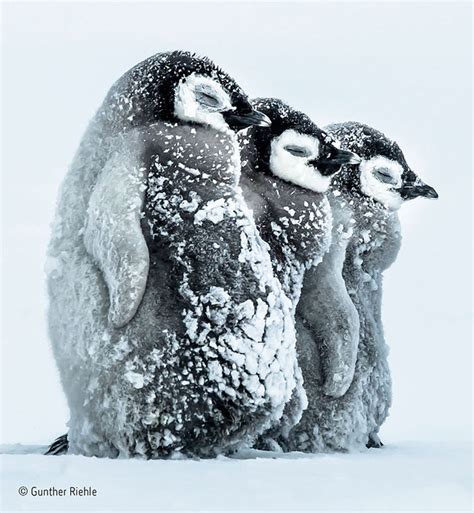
268,192,332,304
239,177,332,448
53,122,301,458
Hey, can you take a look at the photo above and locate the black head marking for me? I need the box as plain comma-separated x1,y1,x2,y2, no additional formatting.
326,122,408,171
100,50,253,132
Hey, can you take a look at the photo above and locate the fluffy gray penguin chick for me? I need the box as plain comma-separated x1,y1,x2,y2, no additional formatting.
238,98,360,446
46,51,304,458
289,121,438,452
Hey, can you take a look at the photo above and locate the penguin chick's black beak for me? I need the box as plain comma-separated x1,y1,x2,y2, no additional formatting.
399,178,439,200
222,109,272,131
309,148,361,177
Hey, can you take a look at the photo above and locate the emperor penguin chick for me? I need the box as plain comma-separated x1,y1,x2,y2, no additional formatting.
239,98,360,442
291,121,438,452
46,52,302,458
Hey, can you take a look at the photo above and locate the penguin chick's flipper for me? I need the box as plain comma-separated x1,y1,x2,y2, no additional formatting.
366,432,384,449
298,237,360,398
45,433,69,455
320,323,359,398
83,135,150,328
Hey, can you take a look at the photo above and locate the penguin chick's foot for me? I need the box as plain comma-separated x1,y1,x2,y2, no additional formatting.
45,433,69,455
366,432,384,449
253,436,284,452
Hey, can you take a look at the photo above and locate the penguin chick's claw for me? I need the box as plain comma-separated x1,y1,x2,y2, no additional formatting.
366,432,384,449
45,433,69,456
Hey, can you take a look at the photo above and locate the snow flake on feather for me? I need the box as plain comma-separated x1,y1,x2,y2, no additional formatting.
125,371,145,389
194,198,235,225
179,191,201,212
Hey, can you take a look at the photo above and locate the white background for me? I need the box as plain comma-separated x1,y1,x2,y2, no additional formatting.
1,1,472,510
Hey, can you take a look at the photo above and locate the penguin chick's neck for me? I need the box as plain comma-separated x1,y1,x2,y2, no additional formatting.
330,187,401,279
146,121,240,193
331,182,399,226
241,161,332,272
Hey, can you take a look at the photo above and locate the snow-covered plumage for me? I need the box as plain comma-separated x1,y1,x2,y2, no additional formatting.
286,121,438,451
47,52,299,458
239,98,360,444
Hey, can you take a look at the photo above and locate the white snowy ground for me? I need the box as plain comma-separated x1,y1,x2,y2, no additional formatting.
1,435,471,512
1,2,472,512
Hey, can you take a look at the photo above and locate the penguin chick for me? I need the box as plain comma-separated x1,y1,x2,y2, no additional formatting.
239,98,360,444
290,121,438,452
46,51,304,459
240,98,360,302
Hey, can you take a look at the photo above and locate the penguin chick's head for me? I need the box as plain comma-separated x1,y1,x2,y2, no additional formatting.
326,122,438,210
157,51,272,132
105,51,270,133
246,98,360,193
174,72,270,132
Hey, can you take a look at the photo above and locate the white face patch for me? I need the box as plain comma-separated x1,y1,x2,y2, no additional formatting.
359,156,404,210
269,129,331,193
174,73,233,131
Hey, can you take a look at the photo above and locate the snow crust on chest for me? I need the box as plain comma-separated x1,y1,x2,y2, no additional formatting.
331,186,401,300
114,123,302,456
269,188,332,305
48,117,304,458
